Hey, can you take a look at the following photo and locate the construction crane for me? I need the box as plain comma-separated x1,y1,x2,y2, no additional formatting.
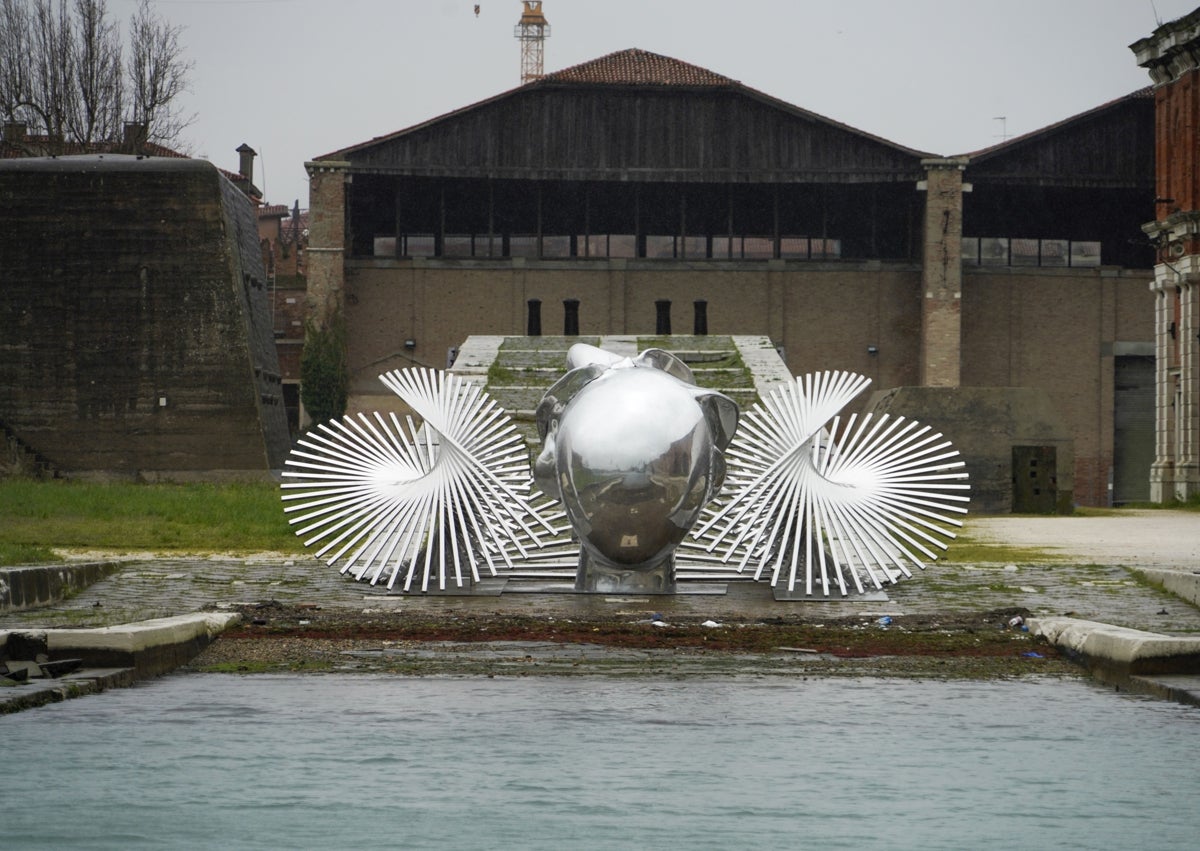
514,1,550,84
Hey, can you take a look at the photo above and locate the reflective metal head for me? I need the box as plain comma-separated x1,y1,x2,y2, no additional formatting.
535,347,738,591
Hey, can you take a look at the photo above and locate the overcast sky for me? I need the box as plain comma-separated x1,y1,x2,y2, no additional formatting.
118,0,1198,209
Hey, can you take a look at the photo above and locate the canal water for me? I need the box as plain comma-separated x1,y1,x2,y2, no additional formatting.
4,674,1198,850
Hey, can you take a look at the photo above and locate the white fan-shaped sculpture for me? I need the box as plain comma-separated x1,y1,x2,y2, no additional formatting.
695,371,969,596
281,369,553,592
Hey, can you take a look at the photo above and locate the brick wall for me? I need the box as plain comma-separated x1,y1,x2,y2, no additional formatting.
337,257,1150,507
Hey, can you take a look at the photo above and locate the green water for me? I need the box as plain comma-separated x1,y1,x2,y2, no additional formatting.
4,674,1198,849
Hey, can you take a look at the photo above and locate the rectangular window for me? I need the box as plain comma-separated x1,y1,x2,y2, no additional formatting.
608,235,637,258
811,238,841,260
1040,239,1069,267
979,237,1009,266
645,235,676,258
678,236,707,259
443,235,473,257
405,235,435,257
509,235,539,258
742,236,774,259
1070,241,1101,267
1011,238,1039,266
541,235,571,258
779,237,810,259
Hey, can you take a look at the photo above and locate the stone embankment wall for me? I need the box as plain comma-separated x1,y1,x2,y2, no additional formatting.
0,155,290,479
0,563,120,614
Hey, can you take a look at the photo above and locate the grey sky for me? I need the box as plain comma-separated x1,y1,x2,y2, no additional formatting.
124,0,1196,209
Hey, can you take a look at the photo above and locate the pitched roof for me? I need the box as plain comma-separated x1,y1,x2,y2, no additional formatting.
318,48,933,164
963,86,1153,161
540,48,738,87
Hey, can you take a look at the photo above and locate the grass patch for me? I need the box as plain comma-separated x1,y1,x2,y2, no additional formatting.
1115,493,1200,512
0,542,58,565
938,523,1062,564
0,480,305,563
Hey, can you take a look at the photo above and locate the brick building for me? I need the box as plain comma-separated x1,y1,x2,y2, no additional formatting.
306,49,1156,510
1132,9,1200,502
257,202,308,434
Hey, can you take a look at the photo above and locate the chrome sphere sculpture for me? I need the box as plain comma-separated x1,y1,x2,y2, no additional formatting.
533,344,738,592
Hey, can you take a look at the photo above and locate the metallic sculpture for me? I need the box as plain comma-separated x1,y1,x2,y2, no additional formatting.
281,345,968,599
697,370,969,595
533,344,737,592
281,368,554,592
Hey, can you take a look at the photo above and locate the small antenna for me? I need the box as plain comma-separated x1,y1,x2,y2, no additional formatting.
1151,0,1163,26
993,116,1010,141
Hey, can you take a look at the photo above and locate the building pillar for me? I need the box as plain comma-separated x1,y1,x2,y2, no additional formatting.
1134,11,1200,502
304,160,350,328
1149,271,1177,501
1179,271,1200,498
916,157,970,387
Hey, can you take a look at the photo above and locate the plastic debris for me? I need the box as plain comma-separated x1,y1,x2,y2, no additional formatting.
701,620,722,628
876,616,892,626
1008,615,1025,628
651,620,668,628
1021,651,1043,658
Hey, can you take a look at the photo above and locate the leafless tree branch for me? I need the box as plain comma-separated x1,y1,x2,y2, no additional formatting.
0,0,193,151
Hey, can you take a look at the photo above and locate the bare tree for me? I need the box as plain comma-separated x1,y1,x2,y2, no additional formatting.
0,1,33,125
127,0,194,148
0,0,192,150
68,0,124,144
26,0,74,143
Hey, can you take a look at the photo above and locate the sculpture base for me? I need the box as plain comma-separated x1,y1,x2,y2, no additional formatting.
575,551,676,594
378,577,508,597
772,585,891,602
505,581,729,596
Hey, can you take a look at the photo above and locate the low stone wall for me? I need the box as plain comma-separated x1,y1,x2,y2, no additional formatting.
1,612,242,679
1029,616,1200,674
1137,568,1200,608
0,562,121,614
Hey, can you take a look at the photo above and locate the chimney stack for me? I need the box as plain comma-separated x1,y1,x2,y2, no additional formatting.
123,122,148,152
236,143,256,183
2,121,26,144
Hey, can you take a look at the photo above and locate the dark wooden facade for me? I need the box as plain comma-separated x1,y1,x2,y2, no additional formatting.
319,53,1154,269
963,90,1155,269
336,86,928,183
319,51,933,264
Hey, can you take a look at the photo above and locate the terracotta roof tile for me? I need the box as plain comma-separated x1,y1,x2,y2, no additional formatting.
541,48,737,87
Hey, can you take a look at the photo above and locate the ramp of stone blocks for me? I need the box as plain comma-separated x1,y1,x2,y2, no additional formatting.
456,335,768,453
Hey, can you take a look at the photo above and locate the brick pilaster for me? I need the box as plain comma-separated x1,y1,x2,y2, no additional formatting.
304,161,349,328
917,157,969,387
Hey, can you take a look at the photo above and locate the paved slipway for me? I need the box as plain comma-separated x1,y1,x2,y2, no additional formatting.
2,510,1200,711
968,510,1200,568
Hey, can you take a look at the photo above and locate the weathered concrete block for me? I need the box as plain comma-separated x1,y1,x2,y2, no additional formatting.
866,386,1074,514
0,563,121,614
1030,616,1200,674
1137,568,1200,607
0,155,290,479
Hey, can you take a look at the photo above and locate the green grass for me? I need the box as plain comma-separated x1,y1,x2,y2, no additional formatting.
1113,493,1200,512
0,480,305,563
937,523,1062,564
0,542,58,565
